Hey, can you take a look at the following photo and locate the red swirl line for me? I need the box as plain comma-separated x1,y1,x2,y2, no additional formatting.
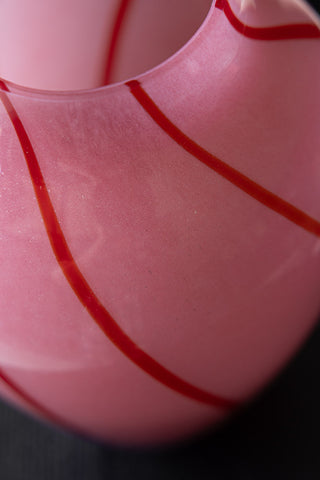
0,80,238,411
215,0,320,40
126,79,320,238
104,0,133,85
0,368,75,429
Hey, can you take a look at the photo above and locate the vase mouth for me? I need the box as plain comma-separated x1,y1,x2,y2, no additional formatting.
0,0,216,101
1,0,319,100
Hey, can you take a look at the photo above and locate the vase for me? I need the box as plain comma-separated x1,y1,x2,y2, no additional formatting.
0,0,319,445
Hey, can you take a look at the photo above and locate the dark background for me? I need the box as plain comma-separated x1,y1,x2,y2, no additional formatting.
1,1,320,478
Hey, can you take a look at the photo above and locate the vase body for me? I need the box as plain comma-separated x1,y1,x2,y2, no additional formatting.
0,0,319,445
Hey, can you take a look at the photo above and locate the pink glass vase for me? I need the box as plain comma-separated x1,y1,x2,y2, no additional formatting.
0,0,319,445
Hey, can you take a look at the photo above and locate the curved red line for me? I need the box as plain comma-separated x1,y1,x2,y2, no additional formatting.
126,79,320,238
104,0,133,85
0,80,238,411
215,0,320,40
0,368,75,429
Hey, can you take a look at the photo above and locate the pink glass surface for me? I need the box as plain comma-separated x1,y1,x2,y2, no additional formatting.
0,0,319,445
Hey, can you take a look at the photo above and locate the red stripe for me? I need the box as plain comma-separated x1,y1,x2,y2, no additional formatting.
0,368,75,429
104,0,133,85
215,0,320,40
126,79,320,238
0,80,238,411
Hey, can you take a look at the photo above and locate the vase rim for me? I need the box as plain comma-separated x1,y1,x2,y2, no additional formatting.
0,0,216,101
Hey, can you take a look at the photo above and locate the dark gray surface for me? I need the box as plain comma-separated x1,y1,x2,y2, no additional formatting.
310,0,320,10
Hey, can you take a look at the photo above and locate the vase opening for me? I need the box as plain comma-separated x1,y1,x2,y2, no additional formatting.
0,0,212,92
